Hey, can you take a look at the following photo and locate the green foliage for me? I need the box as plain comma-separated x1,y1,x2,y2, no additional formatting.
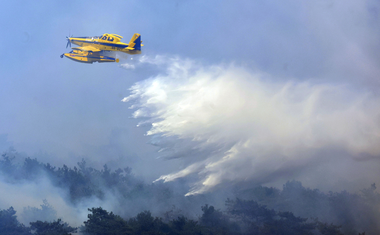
200,204,224,227
171,215,199,234
315,221,343,235
0,151,17,178
29,219,76,235
127,210,170,235
225,198,346,235
0,151,141,204
0,207,31,235
1,150,379,234
269,211,316,235
199,204,239,235
235,180,380,234
21,158,44,180
83,207,131,235
22,200,57,224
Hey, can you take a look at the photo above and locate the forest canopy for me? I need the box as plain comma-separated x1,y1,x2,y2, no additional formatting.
0,150,379,234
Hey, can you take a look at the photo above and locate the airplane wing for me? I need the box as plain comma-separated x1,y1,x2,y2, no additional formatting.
72,46,101,52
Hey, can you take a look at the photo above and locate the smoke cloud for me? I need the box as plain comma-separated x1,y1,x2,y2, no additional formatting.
123,55,380,195
0,175,79,225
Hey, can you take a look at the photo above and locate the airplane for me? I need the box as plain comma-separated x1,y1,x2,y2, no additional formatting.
60,33,143,63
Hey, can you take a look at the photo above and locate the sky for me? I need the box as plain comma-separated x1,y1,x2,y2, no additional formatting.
1,0,380,206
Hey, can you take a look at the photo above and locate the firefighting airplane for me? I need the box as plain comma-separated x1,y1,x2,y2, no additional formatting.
60,33,143,63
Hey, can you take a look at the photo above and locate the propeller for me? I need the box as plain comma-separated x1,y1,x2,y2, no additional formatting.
66,36,72,48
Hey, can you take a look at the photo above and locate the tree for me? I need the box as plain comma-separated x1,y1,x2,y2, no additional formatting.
263,211,315,235
315,221,343,235
0,150,17,178
128,210,170,235
225,198,329,235
170,215,200,234
30,219,76,235
200,204,233,235
22,200,57,224
0,207,31,235
21,157,44,180
83,207,131,235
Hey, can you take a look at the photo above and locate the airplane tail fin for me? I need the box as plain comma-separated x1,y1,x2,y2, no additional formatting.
127,33,143,51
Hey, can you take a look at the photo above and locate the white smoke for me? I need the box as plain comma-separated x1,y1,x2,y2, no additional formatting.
0,175,81,226
120,63,136,70
0,173,130,227
123,56,380,195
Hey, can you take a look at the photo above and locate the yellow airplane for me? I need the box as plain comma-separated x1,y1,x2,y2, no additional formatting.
60,33,143,63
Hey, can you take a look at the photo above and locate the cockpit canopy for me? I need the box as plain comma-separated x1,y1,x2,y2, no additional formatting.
99,33,123,42
72,34,124,42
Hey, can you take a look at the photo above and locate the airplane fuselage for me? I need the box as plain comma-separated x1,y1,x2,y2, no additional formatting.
69,37,141,55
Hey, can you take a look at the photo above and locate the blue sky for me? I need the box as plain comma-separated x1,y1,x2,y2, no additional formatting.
1,0,380,190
